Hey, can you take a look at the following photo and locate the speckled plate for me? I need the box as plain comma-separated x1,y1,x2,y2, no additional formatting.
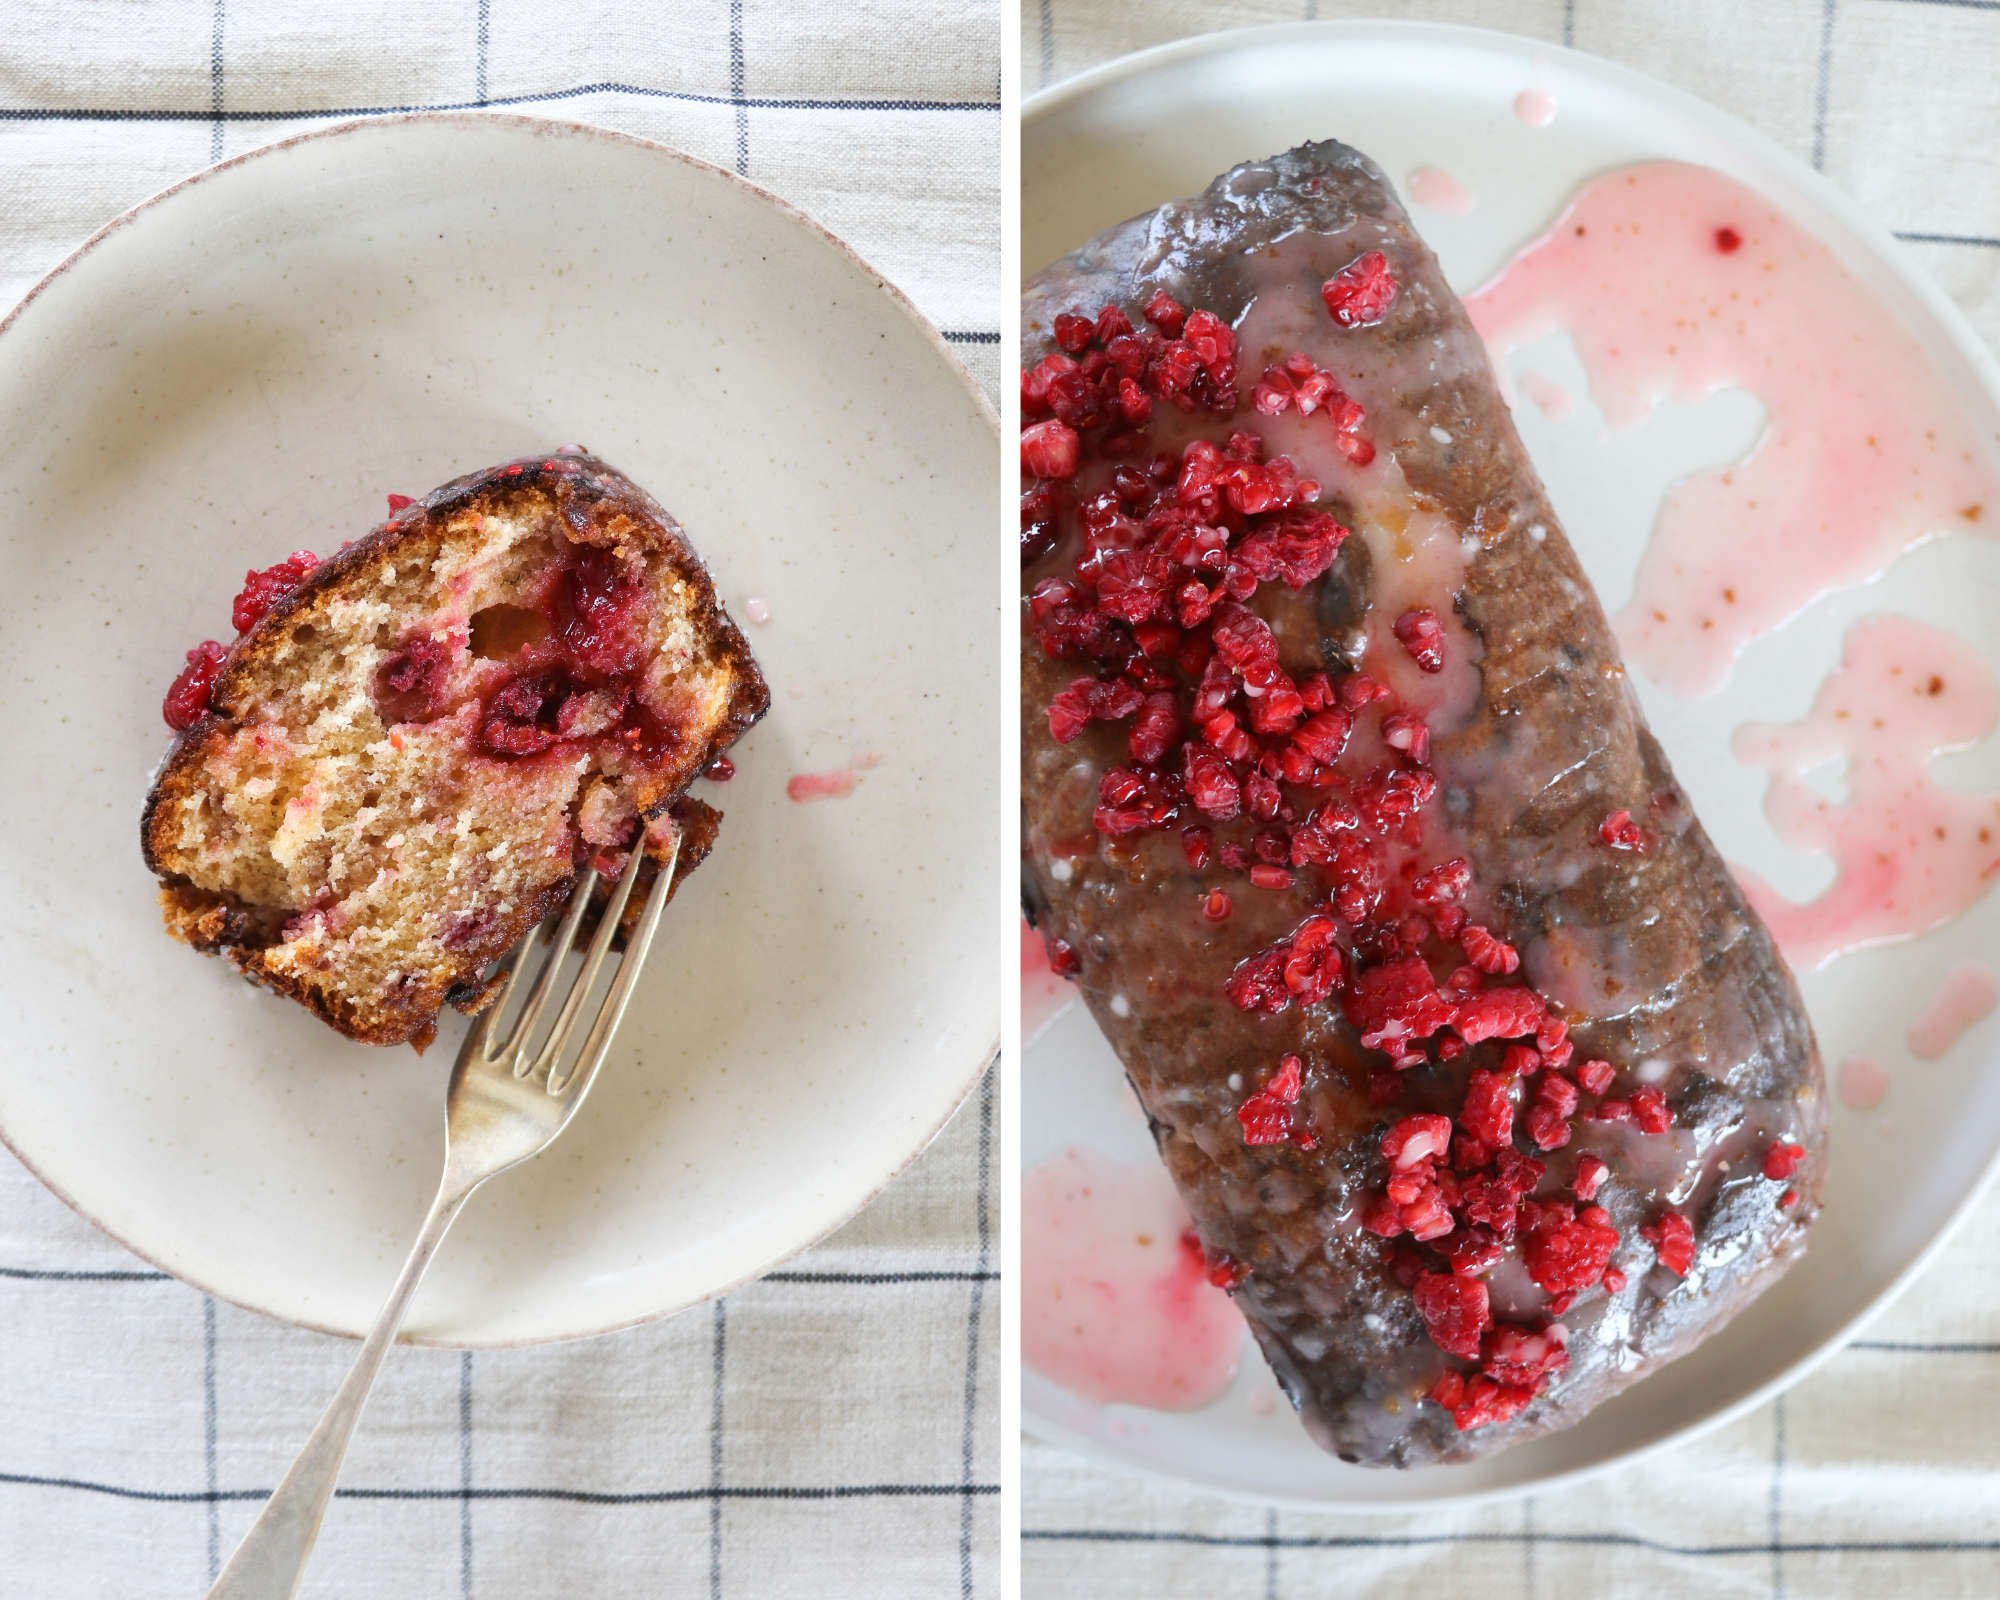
0,113,998,1345
1024,22,2000,1507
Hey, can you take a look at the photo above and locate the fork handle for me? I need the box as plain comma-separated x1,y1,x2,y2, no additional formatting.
206,1177,475,1600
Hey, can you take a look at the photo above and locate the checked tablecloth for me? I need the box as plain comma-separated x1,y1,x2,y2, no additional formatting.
0,4,998,1597
1023,3,2000,1597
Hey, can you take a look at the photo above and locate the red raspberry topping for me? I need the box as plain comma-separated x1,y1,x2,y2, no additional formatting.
1320,250,1399,328
1573,1153,1609,1202
385,492,415,512
1412,1272,1492,1360
1522,1203,1618,1295
1460,924,1520,976
1641,1209,1696,1277
1458,1070,1514,1148
232,550,319,634
1763,1141,1805,1181
1382,1113,1453,1172
1237,1055,1304,1145
1393,608,1446,672
163,640,229,730
1715,227,1742,253
1043,936,1080,977
1631,1085,1672,1134
1575,1058,1614,1096
1599,809,1651,851
1021,420,1081,480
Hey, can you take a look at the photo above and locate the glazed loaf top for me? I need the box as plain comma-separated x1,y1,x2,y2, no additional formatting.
1020,143,1827,1466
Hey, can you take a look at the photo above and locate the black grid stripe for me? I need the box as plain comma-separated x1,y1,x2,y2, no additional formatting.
957,1068,995,1600
458,1351,474,1600
1810,0,1838,171
202,1298,220,1582
0,1471,997,1506
0,88,998,123
730,0,749,176
474,0,490,106
708,1299,727,1600
1022,1529,2000,1556
208,0,224,162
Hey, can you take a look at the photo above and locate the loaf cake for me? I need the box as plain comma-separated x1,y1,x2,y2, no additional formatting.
1020,143,1828,1465
142,452,768,1049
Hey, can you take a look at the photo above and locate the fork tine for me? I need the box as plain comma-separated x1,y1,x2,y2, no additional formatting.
532,831,655,1089
546,830,679,1097
497,871,598,1074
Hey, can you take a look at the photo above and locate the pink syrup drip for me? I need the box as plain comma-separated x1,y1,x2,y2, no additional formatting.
1021,916,1076,1042
786,767,859,802
1408,165,1477,216
1516,370,1574,420
1514,88,1557,127
1907,961,2000,1060
1731,616,2000,970
1837,1056,1889,1111
1467,162,2000,698
1022,1146,1243,1411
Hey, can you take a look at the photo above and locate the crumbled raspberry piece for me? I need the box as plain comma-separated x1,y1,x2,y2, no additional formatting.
1383,1113,1453,1172
1592,1098,1632,1123
1599,809,1650,851
1413,857,1471,907
1503,1043,1542,1077
1337,672,1389,710
385,492,415,512
1247,864,1292,889
1413,1272,1492,1360
1052,312,1094,353
1715,226,1742,253
1347,955,1457,1052
1046,675,1143,743
1631,1085,1672,1134
1523,1204,1618,1295
1460,924,1520,976
1393,608,1446,672
1237,1055,1303,1145
1226,946,1290,1014
1603,1267,1627,1294
1459,1070,1514,1148
1481,1322,1570,1389
1641,1209,1696,1277
1763,1141,1805,1181
1452,987,1546,1045
1429,1370,1466,1411
1202,889,1232,922
1320,250,1399,328
1043,936,1080,977
1201,1241,1248,1289
1573,1153,1609,1202
1575,1058,1614,1096
1141,289,1186,337
1440,1225,1505,1278
1381,712,1429,763
1449,1375,1535,1431
1280,915,1345,1006
163,640,229,730
1185,746,1243,820
1021,420,1081,480
1359,1191,1405,1237
232,550,319,634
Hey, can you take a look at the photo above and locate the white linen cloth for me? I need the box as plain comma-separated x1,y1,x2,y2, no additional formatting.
0,5,997,1596
1024,2,2000,1595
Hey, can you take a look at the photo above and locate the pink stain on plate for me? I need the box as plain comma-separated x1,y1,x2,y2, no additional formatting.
1514,88,1557,127
1022,1146,1243,1411
1516,370,1575,420
744,596,771,623
1468,162,2000,698
787,768,858,802
1730,616,2000,970
1837,1056,1889,1111
1907,962,2000,1060
1408,165,1477,216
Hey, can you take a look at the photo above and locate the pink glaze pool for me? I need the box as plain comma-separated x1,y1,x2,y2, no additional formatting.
1023,1146,1244,1411
1469,162,2000,699
1730,616,2000,971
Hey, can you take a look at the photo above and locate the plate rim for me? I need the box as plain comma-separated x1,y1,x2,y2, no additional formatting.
0,108,1000,1349
1021,17,2000,1509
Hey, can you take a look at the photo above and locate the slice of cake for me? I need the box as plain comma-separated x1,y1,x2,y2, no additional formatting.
142,451,769,1048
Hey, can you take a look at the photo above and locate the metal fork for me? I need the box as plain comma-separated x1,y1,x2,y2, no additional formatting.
206,832,679,1599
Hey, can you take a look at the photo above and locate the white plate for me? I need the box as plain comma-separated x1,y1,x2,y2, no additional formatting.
0,113,998,1346
1023,22,2000,1508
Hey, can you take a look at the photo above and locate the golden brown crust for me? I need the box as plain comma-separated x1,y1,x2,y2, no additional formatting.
141,451,766,1048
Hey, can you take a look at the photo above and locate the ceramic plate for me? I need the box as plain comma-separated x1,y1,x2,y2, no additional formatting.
1023,22,2000,1507
0,113,998,1345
